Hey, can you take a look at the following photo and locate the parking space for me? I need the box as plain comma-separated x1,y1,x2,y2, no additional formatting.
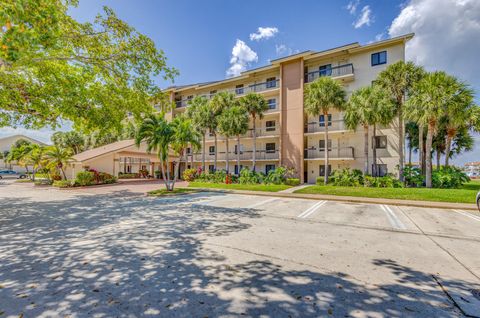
1,183,479,317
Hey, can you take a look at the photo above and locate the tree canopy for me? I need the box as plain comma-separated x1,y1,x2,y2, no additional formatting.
0,0,177,132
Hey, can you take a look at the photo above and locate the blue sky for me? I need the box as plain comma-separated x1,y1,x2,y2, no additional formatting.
1,0,479,164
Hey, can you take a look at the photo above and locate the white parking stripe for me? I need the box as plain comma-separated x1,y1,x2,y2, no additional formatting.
453,209,480,222
297,201,326,218
381,205,407,230
246,198,278,209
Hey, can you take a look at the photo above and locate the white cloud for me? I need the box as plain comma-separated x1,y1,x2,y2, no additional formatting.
249,27,279,41
388,0,480,164
346,0,360,14
275,44,299,57
353,5,373,28
226,39,258,77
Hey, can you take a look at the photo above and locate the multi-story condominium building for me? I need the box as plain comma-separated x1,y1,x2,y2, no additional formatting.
464,161,480,178
163,34,413,183
65,34,413,182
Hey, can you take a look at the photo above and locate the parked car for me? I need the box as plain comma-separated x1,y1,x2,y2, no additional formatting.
477,191,480,212
0,170,27,179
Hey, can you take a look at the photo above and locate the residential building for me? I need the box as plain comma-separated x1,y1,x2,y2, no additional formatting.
0,134,46,172
67,34,412,183
464,161,480,178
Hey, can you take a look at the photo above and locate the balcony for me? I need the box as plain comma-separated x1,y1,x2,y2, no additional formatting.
305,64,354,83
304,147,355,160
192,150,279,161
175,99,189,108
304,119,347,133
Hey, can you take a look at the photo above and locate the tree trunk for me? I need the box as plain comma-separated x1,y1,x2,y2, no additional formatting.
425,123,434,188
418,124,424,176
236,135,241,175
398,106,405,182
252,114,257,172
323,111,329,185
372,124,377,177
60,167,67,180
202,134,206,172
436,150,441,170
408,142,412,166
159,154,169,190
363,125,369,175
32,168,36,181
444,134,453,167
214,133,218,172
171,152,182,190
166,156,171,190
225,137,229,174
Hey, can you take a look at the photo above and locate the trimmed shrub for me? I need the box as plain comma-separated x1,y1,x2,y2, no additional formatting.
53,180,74,188
285,178,300,186
75,171,95,186
182,168,197,181
330,168,363,187
118,173,139,179
264,167,288,185
403,166,424,187
432,166,469,188
239,168,264,184
316,176,325,185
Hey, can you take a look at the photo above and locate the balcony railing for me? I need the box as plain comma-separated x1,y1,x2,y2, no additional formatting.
304,119,347,133
304,147,355,159
305,64,354,83
192,150,279,161
175,80,280,108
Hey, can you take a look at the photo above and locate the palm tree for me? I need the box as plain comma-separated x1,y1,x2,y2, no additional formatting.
376,61,425,181
44,145,73,180
304,77,346,184
7,142,34,175
239,93,268,171
406,71,458,188
209,92,236,171
223,105,249,175
186,96,210,172
170,115,201,188
344,87,377,175
405,122,418,166
28,145,45,181
442,84,475,166
135,113,174,190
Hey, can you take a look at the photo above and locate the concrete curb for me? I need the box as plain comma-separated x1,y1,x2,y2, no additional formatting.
187,187,479,211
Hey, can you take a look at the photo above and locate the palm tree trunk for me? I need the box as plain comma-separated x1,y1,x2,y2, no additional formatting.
418,124,424,176
214,133,218,172
202,134,206,172
225,137,229,174
159,154,169,189
32,168,36,181
252,114,257,172
324,111,329,185
60,167,67,180
236,135,241,175
172,152,182,190
408,144,412,166
166,156,171,190
444,134,453,167
436,150,441,170
372,124,377,177
363,125,369,175
398,107,405,182
425,123,434,188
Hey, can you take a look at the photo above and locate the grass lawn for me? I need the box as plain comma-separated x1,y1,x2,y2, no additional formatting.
188,182,291,192
294,180,480,204
148,188,200,196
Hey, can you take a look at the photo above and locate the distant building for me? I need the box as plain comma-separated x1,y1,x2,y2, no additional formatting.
464,162,480,178
0,134,46,172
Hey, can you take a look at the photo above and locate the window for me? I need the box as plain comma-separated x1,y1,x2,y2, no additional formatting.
208,165,215,172
266,120,276,132
266,143,276,153
209,90,217,95
319,114,332,127
374,136,387,149
265,164,276,174
319,165,332,176
209,146,215,154
235,84,244,95
187,95,193,100
234,165,243,175
266,77,277,88
371,51,387,66
319,139,332,151
319,64,332,76
186,147,191,154
267,98,276,110
234,144,243,154
377,164,388,177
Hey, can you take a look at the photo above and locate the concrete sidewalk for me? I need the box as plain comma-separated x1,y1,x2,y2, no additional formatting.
187,187,479,211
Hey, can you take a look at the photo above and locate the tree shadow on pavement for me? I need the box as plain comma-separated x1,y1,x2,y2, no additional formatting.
0,192,473,317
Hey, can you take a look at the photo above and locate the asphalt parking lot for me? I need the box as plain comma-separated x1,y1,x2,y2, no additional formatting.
1,181,479,317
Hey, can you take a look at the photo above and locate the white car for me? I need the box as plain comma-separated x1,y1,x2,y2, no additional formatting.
477,191,480,212
0,170,27,179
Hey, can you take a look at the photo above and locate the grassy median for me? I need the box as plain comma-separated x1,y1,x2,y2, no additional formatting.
148,188,200,196
294,180,480,204
188,182,291,192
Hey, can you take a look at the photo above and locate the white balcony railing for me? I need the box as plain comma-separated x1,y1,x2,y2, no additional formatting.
305,64,354,83
304,119,347,133
191,150,279,161
304,147,355,159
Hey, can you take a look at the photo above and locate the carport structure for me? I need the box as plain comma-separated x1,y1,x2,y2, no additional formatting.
65,139,178,179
